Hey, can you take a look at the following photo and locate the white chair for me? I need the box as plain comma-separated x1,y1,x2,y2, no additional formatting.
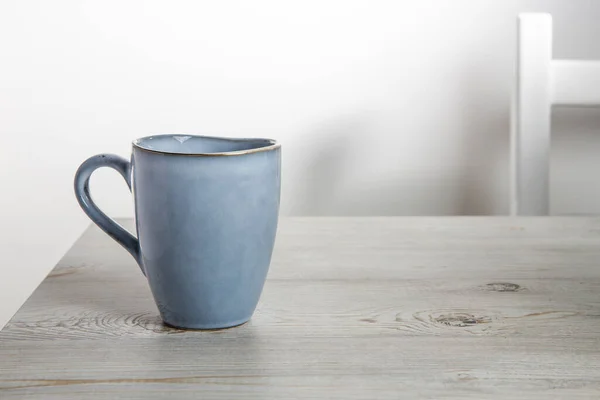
511,13,600,215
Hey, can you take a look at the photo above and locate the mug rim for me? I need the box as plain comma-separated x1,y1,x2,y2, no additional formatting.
132,134,280,157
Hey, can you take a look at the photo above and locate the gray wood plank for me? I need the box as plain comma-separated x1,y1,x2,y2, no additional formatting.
1,218,600,399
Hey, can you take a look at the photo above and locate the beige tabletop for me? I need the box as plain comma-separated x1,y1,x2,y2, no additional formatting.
1,217,600,399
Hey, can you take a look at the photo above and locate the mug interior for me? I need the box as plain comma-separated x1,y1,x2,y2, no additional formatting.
133,134,277,155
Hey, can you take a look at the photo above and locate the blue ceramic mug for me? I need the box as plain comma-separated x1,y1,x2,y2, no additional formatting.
74,135,281,329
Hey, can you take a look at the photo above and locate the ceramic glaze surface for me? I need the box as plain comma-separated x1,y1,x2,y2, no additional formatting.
74,135,281,329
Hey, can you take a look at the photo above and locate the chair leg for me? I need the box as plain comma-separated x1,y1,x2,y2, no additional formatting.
512,13,552,216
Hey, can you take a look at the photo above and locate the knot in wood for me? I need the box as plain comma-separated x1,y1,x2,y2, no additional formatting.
485,282,521,292
434,313,491,327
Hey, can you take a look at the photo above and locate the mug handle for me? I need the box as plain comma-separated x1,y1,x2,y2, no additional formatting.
74,154,144,275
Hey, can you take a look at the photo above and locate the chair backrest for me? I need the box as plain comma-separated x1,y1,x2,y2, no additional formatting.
511,13,600,215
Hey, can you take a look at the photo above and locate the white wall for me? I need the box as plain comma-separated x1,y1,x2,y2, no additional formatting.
1,0,600,328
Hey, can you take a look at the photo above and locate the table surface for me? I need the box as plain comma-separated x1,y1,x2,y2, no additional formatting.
1,217,600,399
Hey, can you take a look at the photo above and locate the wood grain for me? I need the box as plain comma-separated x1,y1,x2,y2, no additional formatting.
1,218,600,399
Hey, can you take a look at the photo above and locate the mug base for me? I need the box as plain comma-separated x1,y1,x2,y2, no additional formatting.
162,317,251,331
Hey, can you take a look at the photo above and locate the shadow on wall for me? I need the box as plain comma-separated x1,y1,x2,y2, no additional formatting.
286,102,509,216
286,117,370,216
456,60,510,216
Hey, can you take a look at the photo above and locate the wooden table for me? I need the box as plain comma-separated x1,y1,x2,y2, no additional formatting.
1,218,600,399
